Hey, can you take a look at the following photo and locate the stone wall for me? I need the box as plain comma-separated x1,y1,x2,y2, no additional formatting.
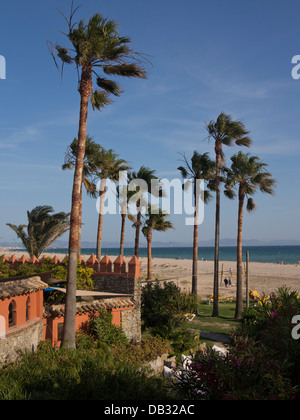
120,305,141,342
92,274,141,299
0,318,44,364
93,273,142,342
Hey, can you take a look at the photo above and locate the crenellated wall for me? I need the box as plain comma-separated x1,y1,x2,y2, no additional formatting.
1,254,141,278
0,254,142,358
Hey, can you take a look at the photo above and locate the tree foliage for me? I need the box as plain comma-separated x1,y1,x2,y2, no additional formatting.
7,206,70,258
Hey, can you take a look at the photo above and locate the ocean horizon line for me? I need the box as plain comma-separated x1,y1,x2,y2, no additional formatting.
6,244,299,265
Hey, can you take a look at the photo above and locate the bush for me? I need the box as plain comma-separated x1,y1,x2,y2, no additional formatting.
233,287,300,388
0,258,94,292
52,260,95,290
172,288,300,400
0,258,55,279
0,341,171,400
141,281,199,334
112,336,172,366
168,329,201,362
174,344,296,400
77,309,129,347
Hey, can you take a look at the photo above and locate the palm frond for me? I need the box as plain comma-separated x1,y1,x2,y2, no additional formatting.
96,77,123,96
246,198,256,213
225,151,276,210
90,90,111,110
103,63,146,78
7,207,70,258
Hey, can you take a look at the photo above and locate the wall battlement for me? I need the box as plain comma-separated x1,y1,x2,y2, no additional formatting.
1,254,141,279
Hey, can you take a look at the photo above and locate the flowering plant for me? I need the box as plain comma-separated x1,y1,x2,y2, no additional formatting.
249,290,260,301
172,288,300,400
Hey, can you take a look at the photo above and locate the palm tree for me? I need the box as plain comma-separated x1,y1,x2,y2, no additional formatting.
94,148,129,260
224,152,276,319
206,112,252,316
128,166,158,258
49,5,146,348
119,208,127,257
62,136,101,256
7,206,70,258
116,171,131,256
128,167,161,258
142,208,174,280
178,152,215,296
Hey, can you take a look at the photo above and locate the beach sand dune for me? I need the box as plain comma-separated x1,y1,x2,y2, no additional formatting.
1,248,299,299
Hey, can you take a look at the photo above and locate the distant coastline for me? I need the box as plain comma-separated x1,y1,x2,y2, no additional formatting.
4,245,299,265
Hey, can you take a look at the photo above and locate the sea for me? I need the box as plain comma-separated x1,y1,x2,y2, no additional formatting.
42,245,300,265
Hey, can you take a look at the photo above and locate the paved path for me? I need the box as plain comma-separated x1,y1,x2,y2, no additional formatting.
189,328,230,344
199,331,230,344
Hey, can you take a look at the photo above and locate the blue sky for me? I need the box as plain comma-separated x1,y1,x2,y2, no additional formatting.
0,0,300,247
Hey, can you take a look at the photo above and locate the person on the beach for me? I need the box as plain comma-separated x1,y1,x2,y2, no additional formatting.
224,278,228,287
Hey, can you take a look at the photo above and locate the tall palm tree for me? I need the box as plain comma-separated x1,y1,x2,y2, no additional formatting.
206,112,252,316
116,171,131,256
49,5,146,348
62,136,101,256
224,152,276,319
128,167,160,258
94,148,129,260
142,208,174,280
178,152,215,296
7,206,70,258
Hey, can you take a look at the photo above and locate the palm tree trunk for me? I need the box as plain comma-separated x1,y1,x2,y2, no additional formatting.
147,229,152,280
78,183,83,258
120,213,126,256
235,187,244,319
96,179,106,261
62,66,92,349
134,210,141,258
212,145,221,317
192,178,199,296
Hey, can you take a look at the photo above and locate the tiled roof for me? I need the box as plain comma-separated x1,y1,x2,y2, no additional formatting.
44,297,135,318
0,277,48,300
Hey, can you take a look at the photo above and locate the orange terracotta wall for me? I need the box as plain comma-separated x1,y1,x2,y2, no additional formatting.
45,306,134,348
0,290,44,331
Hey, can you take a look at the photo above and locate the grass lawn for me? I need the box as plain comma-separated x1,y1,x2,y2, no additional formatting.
183,301,241,344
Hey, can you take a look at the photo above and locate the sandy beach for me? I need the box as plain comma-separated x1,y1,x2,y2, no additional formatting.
140,257,300,299
1,247,299,299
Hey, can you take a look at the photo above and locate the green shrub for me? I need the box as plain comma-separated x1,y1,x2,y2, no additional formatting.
172,288,300,400
52,261,94,290
174,344,296,400
77,309,129,347
0,341,171,400
233,287,300,389
0,258,94,291
168,329,201,361
0,259,10,278
0,258,58,279
112,336,171,366
141,281,199,335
